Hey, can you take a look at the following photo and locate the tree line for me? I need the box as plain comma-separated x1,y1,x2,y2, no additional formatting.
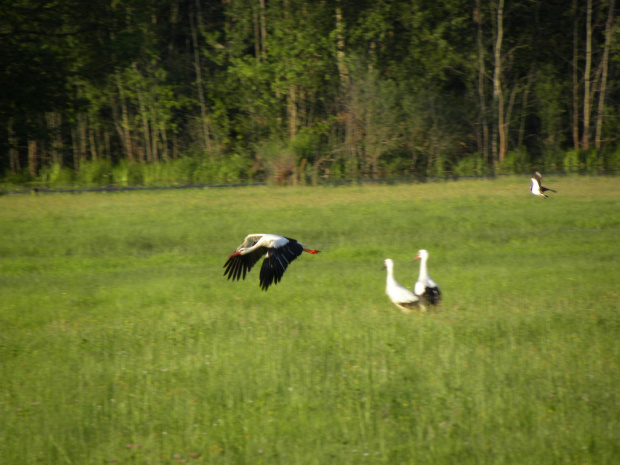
1,0,618,187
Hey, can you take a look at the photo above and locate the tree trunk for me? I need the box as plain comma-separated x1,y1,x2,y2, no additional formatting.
335,2,349,89
172,132,179,159
190,2,212,158
28,139,38,178
595,0,616,152
475,0,489,163
571,0,580,150
77,113,88,166
581,0,593,150
104,129,112,161
71,126,79,170
89,126,98,161
259,0,267,61
517,73,533,151
45,111,63,166
288,84,298,139
133,63,153,163
492,0,506,164
8,119,21,173
114,73,136,163
335,0,354,177
161,124,169,161
505,83,519,153
253,7,260,60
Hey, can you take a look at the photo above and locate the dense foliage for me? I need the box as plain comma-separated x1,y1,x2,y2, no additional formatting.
1,0,619,186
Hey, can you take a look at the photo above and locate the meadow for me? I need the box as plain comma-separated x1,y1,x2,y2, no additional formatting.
1,175,619,464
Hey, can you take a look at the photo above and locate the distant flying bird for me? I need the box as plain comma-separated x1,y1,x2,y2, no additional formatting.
383,259,422,313
414,249,441,307
530,172,556,198
223,234,320,290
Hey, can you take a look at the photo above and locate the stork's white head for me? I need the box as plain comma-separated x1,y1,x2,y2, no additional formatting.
383,258,394,271
415,249,429,261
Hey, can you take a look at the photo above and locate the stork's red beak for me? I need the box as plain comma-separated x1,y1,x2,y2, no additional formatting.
228,251,242,258
303,247,320,254
414,255,421,261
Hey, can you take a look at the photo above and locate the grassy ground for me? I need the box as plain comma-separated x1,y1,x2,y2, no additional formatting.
1,175,619,464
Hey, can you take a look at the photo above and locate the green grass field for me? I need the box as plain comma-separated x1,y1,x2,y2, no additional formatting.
1,175,619,464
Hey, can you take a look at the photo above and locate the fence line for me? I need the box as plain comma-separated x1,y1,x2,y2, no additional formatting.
1,169,618,195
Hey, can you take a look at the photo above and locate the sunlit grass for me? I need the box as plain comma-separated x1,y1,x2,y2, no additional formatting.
1,175,619,464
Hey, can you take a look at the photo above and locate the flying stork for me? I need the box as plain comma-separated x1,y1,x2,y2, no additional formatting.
530,172,556,198
223,234,320,290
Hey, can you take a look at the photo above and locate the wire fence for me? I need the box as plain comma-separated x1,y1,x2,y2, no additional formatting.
1,168,618,195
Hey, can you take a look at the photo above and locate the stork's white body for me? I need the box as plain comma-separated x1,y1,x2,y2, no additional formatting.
414,250,441,307
235,234,289,254
384,259,422,313
530,172,556,198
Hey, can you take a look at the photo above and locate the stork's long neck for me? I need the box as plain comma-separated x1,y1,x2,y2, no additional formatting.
418,257,428,281
385,265,396,289
241,238,266,254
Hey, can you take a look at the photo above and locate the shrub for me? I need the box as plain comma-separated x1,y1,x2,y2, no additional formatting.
37,163,75,187
501,149,529,174
75,160,114,186
562,149,580,172
451,153,489,176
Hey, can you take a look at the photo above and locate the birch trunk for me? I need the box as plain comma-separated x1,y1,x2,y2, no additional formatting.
259,0,267,61
114,73,136,163
288,85,298,139
335,2,349,89
133,63,153,162
475,0,489,162
492,0,505,164
28,139,38,178
77,113,88,166
335,0,354,176
571,0,580,150
517,73,533,150
253,7,260,60
190,2,212,157
8,120,21,173
89,126,98,161
581,0,593,150
595,0,616,151
45,112,63,166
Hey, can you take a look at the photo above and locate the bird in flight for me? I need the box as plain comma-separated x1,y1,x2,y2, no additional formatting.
224,234,320,290
530,172,556,198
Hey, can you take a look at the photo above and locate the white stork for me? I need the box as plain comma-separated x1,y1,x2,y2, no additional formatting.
414,249,441,307
223,234,320,290
530,172,556,198
383,259,423,313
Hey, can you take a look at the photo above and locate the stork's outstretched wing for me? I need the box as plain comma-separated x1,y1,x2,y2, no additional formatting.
223,246,267,281
258,239,303,290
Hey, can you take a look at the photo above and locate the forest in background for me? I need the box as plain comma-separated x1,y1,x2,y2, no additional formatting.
1,0,619,187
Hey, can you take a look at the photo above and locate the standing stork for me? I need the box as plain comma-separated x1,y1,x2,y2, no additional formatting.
383,259,423,313
223,234,320,290
530,172,556,198
414,249,441,307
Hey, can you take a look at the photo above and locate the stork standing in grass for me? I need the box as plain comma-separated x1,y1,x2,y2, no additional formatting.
414,249,441,307
384,259,423,313
223,234,320,290
530,172,556,198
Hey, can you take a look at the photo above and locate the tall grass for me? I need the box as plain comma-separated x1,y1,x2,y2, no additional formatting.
1,175,619,464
